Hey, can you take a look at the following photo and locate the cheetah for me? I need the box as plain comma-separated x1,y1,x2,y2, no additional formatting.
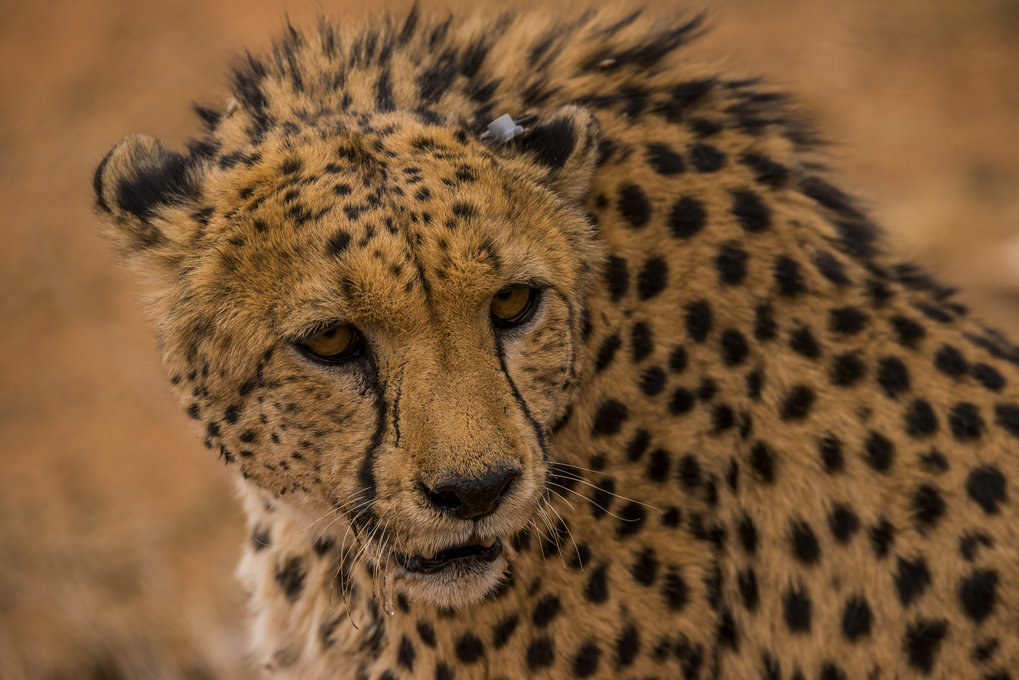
94,7,1019,679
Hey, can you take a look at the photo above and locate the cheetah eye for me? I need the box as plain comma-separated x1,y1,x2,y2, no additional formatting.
297,324,364,364
490,285,540,329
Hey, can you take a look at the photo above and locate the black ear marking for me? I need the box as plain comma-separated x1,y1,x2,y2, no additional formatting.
94,135,202,224
516,116,577,170
502,105,600,203
93,147,116,214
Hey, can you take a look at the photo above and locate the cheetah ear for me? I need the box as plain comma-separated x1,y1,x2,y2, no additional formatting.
93,134,203,255
505,105,601,204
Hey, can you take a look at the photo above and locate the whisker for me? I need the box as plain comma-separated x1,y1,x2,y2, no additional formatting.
549,470,662,513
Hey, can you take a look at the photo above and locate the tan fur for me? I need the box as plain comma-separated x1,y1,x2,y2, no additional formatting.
96,7,1019,679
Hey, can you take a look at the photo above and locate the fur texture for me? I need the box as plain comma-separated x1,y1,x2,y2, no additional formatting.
96,7,1019,679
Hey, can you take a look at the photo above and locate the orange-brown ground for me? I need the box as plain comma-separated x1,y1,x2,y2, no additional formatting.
1,1,1016,677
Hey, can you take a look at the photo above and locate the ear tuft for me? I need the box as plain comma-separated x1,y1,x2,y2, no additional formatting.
511,105,600,203
94,135,203,251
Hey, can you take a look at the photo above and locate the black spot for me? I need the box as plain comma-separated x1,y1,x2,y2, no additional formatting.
966,465,1007,514
747,441,775,483
780,385,815,421
812,251,852,286
491,613,519,648
972,363,1006,391
595,333,622,373
869,518,895,558
911,483,946,529
617,502,646,536
662,568,689,610
754,303,777,341
746,367,764,400
326,230,351,256
774,256,805,296
895,556,932,607
434,662,453,680
677,454,702,489
731,189,771,232
625,429,651,462
274,556,306,602
818,434,844,473
572,641,602,678
669,345,688,373
630,548,658,586
584,564,609,603
669,387,695,415
397,635,416,671
718,329,750,366
891,316,927,348
690,143,726,172
865,431,895,472
455,633,484,664
715,244,748,285
592,400,628,436
830,306,869,335
605,255,629,302
532,595,561,628
789,326,821,359
526,637,555,669
617,184,651,228
903,618,948,673
841,595,873,642
935,345,969,377
920,448,950,473
737,514,758,554
668,197,707,238
637,257,668,299
616,624,640,667
416,621,436,647
995,403,1019,439
830,351,866,388
789,520,820,564
820,663,848,680
646,143,685,174
876,358,908,395
783,583,812,633
905,399,939,438
828,504,859,543
684,300,713,341
716,608,739,650
648,446,672,483
631,322,654,362
740,153,789,187
737,568,759,611
949,402,985,441
639,366,666,396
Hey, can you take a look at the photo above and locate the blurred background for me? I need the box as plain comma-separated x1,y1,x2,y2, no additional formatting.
1,0,1017,677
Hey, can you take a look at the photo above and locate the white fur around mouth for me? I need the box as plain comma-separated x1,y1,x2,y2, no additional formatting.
394,537,504,574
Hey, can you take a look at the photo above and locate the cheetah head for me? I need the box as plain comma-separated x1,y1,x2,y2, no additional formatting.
95,105,602,609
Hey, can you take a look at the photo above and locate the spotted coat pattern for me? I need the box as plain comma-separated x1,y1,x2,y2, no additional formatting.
95,8,1019,680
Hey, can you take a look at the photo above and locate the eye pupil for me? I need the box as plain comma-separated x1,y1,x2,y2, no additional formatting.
300,324,361,363
490,285,539,328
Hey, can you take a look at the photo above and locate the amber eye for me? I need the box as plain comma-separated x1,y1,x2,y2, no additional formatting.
490,285,540,328
299,324,363,363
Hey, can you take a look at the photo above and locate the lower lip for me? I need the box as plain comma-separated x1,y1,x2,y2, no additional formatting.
394,538,504,575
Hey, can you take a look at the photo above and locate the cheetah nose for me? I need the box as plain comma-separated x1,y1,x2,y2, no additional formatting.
423,466,522,520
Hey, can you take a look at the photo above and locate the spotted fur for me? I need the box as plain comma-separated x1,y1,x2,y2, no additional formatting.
96,7,1019,679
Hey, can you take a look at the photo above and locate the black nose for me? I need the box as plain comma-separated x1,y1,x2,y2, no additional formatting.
423,467,522,520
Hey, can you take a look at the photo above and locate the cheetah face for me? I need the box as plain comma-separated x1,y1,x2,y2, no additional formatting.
95,108,602,608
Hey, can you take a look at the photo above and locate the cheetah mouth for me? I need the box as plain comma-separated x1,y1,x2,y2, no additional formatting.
394,537,504,574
